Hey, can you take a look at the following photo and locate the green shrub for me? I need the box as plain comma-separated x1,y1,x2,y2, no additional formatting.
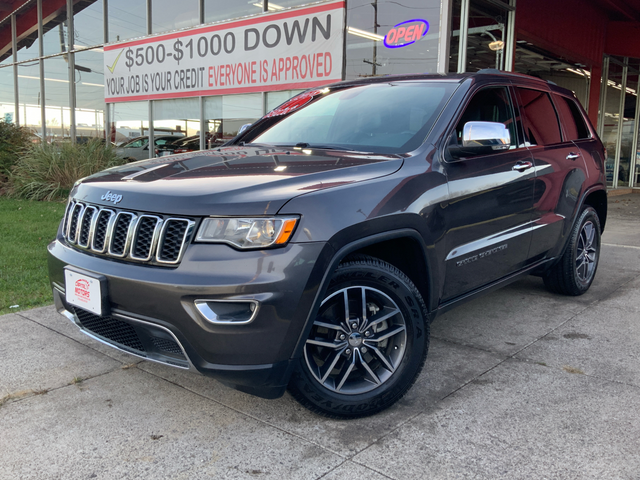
7,139,127,201
0,120,33,183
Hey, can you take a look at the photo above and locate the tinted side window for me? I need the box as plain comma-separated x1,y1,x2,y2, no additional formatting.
126,139,145,148
554,95,590,140
456,87,516,147
517,88,562,146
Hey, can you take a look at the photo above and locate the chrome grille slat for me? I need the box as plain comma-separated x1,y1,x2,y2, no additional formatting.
67,203,85,244
156,219,195,265
130,216,162,261
78,206,97,247
91,209,115,253
62,202,192,266
108,212,137,257
62,200,74,235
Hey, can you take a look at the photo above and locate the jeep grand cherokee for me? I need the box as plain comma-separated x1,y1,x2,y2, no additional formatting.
48,71,607,418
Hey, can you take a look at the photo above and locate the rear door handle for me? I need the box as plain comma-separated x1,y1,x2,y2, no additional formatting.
566,152,581,160
512,161,533,172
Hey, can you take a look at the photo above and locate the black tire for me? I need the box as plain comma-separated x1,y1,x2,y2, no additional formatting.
543,206,601,296
288,255,429,419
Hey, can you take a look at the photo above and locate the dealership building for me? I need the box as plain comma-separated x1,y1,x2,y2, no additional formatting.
1,0,640,189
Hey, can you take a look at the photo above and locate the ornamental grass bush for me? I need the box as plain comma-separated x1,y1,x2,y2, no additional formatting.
0,121,33,192
7,139,126,201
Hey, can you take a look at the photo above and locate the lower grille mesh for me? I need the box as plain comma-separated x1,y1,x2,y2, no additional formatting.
74,308,146,354
151,337,183,355
71,307,187,364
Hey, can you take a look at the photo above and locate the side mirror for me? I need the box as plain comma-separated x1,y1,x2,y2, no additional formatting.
448,121,511,160
239,123,252,134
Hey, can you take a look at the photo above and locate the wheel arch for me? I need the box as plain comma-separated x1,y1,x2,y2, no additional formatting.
539,185,607,274
582,187,607,233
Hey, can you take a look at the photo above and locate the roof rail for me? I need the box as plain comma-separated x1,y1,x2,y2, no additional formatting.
476,68,558,85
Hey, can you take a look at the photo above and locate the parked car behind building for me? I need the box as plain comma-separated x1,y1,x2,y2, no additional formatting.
115,135,183,161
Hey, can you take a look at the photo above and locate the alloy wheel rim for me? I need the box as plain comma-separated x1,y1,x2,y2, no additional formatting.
304,286,407,395
576,220,598,284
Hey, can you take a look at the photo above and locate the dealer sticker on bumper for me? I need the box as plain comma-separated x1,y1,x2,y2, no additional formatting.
64,268,103,316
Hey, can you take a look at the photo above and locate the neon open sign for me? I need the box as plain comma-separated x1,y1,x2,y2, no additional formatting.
383,19,429,49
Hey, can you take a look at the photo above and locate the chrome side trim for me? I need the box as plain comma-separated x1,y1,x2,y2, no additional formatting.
446,222,545,261
194,299,260,325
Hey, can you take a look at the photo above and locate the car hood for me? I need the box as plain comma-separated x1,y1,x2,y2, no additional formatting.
72,145,404,216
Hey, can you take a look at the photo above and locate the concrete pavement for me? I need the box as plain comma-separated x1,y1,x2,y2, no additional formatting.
1,194,639,479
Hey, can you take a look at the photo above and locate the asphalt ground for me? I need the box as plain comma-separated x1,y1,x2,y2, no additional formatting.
1,194,639,480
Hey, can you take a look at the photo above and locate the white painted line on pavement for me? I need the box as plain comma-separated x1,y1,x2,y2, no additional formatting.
602,243,640,250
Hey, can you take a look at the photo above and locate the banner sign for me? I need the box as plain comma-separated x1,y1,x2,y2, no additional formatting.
104,1,345,103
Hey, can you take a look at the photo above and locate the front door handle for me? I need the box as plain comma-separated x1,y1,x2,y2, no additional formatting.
566,152,581,160
512,161,533,172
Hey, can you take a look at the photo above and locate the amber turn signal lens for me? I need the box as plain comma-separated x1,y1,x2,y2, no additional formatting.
275,218,298,244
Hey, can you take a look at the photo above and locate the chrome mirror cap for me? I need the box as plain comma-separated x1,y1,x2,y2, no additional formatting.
462,121,510,150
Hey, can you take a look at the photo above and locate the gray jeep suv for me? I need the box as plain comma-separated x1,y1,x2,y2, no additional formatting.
48,71,607,418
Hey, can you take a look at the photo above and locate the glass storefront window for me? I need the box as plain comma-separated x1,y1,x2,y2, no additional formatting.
271,0,313,9
204,0,260,23
1,46,12,65
153,98,199,154
617,60,639,188
43,16,69,57
152,0,199,33
15,16,40,62
108,0,147,42
0,66,15,124
108,101,148,145
266,89,305,111
73,0,105,49
17,62,41,135
345,0,440,80
43,57,70,141
205,93,262,144
602,60,623,187
75,49,106,140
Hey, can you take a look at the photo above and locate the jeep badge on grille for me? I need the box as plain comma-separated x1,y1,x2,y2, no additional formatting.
101,191,123,204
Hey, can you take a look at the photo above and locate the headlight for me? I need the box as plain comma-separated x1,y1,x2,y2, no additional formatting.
195,217,298,249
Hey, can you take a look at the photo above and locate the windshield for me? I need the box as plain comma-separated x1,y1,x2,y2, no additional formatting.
252,82,456,154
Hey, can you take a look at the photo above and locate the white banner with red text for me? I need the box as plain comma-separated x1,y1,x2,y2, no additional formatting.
103,1,345,102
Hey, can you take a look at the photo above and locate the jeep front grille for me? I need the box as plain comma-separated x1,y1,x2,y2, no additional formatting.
62,201,195,266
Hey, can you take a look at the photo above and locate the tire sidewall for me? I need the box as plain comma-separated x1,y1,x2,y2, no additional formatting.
567,207,601,293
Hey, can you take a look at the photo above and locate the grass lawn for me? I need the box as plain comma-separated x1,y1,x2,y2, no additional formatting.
0,198,66,315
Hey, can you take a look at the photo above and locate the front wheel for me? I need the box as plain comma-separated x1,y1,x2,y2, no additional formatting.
288,256,429,418
543,206,601,296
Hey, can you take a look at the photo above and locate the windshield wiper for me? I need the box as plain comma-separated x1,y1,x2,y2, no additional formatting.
285,143,371,153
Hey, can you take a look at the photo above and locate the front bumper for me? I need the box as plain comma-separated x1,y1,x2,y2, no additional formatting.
48,237,332,398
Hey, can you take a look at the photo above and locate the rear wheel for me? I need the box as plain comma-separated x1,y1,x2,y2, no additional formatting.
288,256,429,418
543,206,601,296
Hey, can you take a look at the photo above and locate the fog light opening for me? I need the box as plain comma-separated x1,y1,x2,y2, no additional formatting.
194,300,259,325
